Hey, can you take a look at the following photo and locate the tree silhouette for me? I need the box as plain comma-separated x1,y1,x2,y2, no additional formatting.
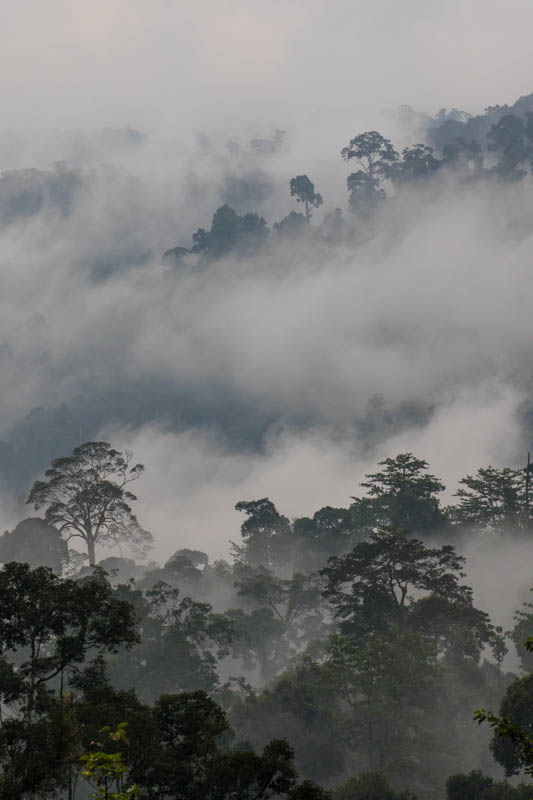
289,175,323,220
27,441,152,566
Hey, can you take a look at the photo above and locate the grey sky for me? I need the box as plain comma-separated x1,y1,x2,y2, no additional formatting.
2,1,533,133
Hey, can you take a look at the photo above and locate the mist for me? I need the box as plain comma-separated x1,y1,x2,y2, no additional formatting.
3,6,533,798
3,1,533,133
0,166,532,479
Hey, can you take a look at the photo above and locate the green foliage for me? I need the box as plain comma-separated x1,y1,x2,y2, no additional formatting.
452,466,526,531
446,770,532,800
133,690,322,800
320,631,442,780
234,498,359,573
8,441,532,798
292,506,359,568
476,638,533,782
350,453,447,536
80,722,140,799
234,498,292,569
321,525,498,661
108,581,236,700
289,780,332,800
511,602,533,671
480,672,533,776
0,564,138,798
234,565,323,627
228,566,327,680
0,695,79,799
0,562,138,712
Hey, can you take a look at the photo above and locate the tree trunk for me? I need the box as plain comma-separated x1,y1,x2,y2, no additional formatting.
87,536,96,566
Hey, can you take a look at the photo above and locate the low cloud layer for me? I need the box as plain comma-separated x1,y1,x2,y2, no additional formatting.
2,170,532,432
1,164,532,491
103,381,523,564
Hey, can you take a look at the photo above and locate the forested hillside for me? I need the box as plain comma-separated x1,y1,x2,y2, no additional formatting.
3,439,533,798
2,70,533,799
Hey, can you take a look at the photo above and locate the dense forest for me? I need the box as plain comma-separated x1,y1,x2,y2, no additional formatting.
3,90,533,798
3,440,533,798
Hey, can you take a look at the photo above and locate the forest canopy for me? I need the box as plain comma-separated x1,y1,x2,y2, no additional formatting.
0,441,532,798
1,80,533,800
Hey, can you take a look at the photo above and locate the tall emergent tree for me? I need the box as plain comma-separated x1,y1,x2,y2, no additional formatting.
289,175,323,220
340,131,398,184
350,453,447,536
451,465,526,532
340,131,398,215
27,441,152,566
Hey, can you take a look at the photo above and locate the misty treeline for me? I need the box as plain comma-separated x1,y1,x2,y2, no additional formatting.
2,92,533,507
3,444,533,798
161,93,533,266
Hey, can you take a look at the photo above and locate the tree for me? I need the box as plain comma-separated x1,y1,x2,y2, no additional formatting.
74,671,156,797
318,208,344,243
108,582,236,701
80,722,140,799
0,563,138,715
345,171,385,216
0,517,68,573
392,144,440,184
226,606,291,682
442,137,484,174
341,131,399,184
234,566,323,628
481,672,533,777
341,132,398,217
233,498,292,570
135,690,325,800
321,631,441,777
0,563,138,798
27,441,152,566
229,566,327,680
334,771,416,800
451,466,525,532
321,526,499,660
289,175,323,220
292,506,358,569
350,453,447,536
446,770,531,800
189,205,269,261
487,114,532,179
290,781,331,800
274,211,308,239
0,696,79,800
510,592,533,671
